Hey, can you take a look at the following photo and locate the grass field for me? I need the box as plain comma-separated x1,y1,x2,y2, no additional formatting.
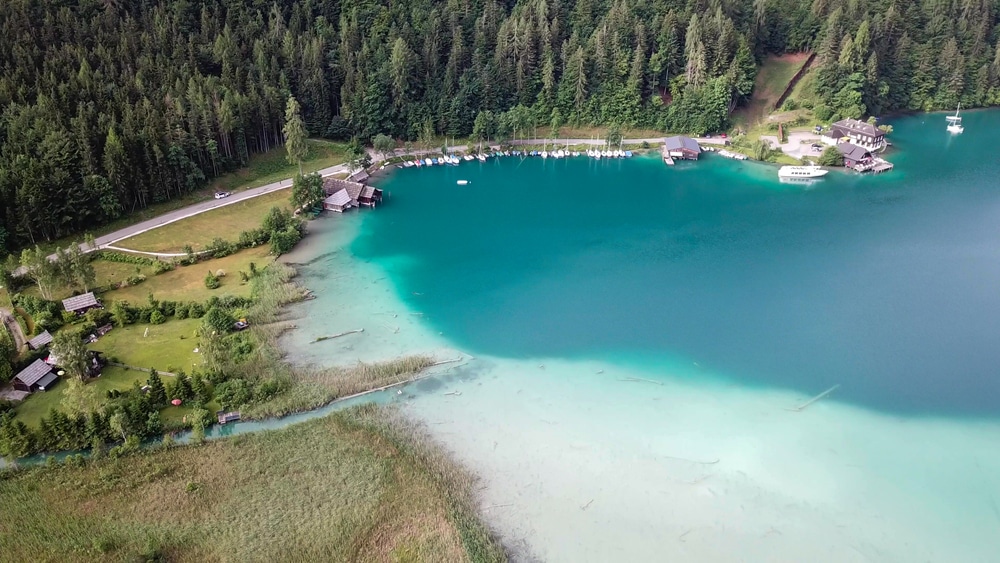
208,139,350,193
12,366,149,427
0,406,506,562
117,190,292,253
102,247,272,304
733,53,812,128
30,139,346,256
90,318,203,374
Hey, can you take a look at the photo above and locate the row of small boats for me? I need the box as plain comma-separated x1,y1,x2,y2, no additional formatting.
400,148,635,168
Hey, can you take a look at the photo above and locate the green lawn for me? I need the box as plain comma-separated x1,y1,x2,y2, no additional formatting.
13,366,148,427
90,317,203,374
102,246,273,305
117,190,292,253
29,139,347,256
733,53,812,128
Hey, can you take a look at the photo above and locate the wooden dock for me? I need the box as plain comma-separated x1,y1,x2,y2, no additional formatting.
853,157,894,174
661,146,675,165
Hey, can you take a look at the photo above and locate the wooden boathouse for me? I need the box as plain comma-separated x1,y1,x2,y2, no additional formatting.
322,178,384,213
663,136,702,161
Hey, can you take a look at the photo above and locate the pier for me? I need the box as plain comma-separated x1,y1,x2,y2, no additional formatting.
853,157,894,174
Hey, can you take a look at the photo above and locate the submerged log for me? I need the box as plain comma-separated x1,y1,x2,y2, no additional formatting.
311,328,364,343
786,384,840,412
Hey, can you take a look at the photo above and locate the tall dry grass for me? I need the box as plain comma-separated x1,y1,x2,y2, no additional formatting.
0,407,507,562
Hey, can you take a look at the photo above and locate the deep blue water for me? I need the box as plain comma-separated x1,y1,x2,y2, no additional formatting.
356,111,1000,417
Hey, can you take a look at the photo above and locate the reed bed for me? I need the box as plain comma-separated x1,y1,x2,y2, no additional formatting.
0,407,507,562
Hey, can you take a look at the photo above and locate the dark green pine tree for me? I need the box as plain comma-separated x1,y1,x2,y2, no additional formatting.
147,369,168,408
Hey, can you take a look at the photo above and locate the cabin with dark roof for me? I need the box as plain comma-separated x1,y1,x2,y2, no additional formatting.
27,330,53,350
822,119,886,151
357,185,383,208
663,136,702,160
62,292,101,315
836,142,872,167
13,359,59,393
321,177,382,211
323,189,354,213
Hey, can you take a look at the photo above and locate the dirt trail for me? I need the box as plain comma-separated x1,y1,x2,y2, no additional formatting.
1,307,28,351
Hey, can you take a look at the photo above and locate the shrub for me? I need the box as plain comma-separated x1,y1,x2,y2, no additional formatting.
269,225,302,255
188,303,205,319
85,308,112,327
818,146,844,167
97,251,155,266
151,259,174,274
781,98,799,111
174,304,189,319
204,271,221,290
123,274,146,287
215,378,253,410
202,307,235,335
814,104,833,122
238,228,270,248
206,237,237,259
149,310,166,324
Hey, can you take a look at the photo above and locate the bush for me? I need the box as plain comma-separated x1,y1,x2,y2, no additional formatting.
814,104,833,122
817,145,844,167
188,303,205,319
151,259,174,274
174,304,189,319
215,378,253,410
238,228,270,248
204,271,221,290
202,307,235,335
781,98,799,111
149,310,166,324
97,251,155,266
85,308,112,327
205,237,237,259
269,225,302,255
123,274,146,287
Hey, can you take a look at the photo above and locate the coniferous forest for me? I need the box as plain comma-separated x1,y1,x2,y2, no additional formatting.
1,0,999,252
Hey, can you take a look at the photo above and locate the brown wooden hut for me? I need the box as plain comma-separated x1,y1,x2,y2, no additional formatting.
13,359,59,393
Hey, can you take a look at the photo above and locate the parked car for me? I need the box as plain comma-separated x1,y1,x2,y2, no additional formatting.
214,191,231,199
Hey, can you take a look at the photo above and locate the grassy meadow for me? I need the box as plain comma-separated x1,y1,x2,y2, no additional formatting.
118,190,292,253
733,53,812,128
105,247,272,304
0,406,506,562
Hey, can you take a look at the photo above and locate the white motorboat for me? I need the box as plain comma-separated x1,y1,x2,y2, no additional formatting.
946,104,963,134
778,165,829,179
457,180,469,185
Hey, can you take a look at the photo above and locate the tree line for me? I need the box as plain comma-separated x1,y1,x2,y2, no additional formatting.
1,0,998,255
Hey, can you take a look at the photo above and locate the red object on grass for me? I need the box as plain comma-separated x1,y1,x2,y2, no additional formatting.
171,399,182,406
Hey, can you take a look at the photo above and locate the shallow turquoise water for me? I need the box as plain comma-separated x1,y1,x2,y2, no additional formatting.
356,111,1000,417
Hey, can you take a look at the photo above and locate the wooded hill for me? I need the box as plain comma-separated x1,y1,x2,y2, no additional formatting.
1,0,998,252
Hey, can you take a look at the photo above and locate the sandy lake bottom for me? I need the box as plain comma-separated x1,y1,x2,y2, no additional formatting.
280,216,1000,562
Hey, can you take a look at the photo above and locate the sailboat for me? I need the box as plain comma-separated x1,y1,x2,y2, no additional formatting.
946,104,964,134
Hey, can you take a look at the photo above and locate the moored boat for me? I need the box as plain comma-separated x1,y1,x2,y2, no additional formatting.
778,165,828,179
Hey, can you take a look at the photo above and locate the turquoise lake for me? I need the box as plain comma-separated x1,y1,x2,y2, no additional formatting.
355,111,1000,418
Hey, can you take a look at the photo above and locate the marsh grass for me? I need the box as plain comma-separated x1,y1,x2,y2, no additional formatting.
209,263,436,418
0,406,507,562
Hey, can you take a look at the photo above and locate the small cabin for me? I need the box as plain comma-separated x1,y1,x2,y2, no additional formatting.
357,186,384,208
663,136,702,160
836,142,872,167
27,330,53,350
62,292,101,315
323,189,354,213
12,359,59,393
